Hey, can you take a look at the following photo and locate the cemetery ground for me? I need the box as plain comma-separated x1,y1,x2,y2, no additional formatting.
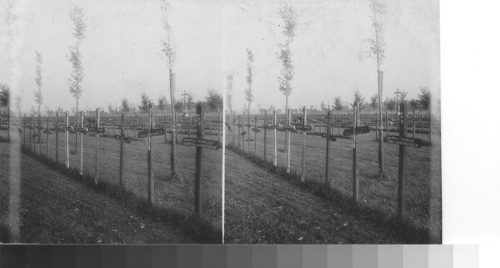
0,127,222,243
224,125,441,244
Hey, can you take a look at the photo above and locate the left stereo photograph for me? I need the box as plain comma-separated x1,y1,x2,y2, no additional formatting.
0,0,223,244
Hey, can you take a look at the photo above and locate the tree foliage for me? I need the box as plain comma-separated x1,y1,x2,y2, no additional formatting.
121,98,130,113
367,0,386,68
68,5,86,101
334,96,343,111
205,89,223,112
370,94,378,110
277,3,297,100
140,93,153,113
160,0,176,68
384,97,396,111
244,49,254,110
353,90,366,110
0,84,10,106
418,87,430,110
34,51,43,106
157,96,168,111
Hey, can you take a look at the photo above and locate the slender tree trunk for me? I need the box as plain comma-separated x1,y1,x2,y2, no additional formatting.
284,95,289,151
75,98,79,151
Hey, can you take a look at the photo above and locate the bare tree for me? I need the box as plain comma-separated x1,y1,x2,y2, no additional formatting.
140,93,152,113
277,3,297,114
68,5,86,150
160,0,179,179
206,89,223,113
367,0,386,176
34,51,43,143
370,94,378,110
244,49,254,115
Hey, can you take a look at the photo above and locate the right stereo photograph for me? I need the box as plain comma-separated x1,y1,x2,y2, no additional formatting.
223,0,441,244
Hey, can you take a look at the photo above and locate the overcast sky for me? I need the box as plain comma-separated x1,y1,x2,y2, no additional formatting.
0,0,439,114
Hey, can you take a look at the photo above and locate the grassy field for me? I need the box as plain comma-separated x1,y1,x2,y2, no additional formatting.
2,124,222,240
225,119,441,243
0,142,195,243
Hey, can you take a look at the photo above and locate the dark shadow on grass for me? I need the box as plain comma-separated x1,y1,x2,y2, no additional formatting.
227,144,433,244
20,146,221,244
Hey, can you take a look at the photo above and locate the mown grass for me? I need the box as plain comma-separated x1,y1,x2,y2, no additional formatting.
226,144,434,243
19,146,221,243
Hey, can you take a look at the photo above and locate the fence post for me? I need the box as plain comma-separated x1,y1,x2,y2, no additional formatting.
29,117,32,151
301,107,307,182
232,112,235,146
273,110,277,167
170,71,178,178
238,115,241,149
428,109,432,144
254,115,257,154
194,104,204,219
247,112,250,151
147,104,154,206
38,112,42,155
23,114,26,148
325,110,331,185
94,109,100,184
264,110,267,160
412,110,416,138
46,116,49,156
218,113,222,143
7,107,11,141
65,113,69,168
286,109,291,173
397,103,408,220
55,112,59,164
119,113,125,188
79,111,84,176
353,103,359,203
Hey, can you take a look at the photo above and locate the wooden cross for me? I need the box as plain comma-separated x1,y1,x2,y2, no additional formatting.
394,89,402,114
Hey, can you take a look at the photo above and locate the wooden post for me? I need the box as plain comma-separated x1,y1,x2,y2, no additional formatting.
420,114,423,134
286,109,291,173
46,116,49,156
79,111,84,175
375,113,378,140
325,110,331,185
353,103,359,203
65,113,69,168
170,70,178,178
119,113,125,188
23,114,26,148
218,112,222,143
147,104,154,206
55,112,59,164
232,112,236,146
385,111,389,139
247,112,250,151
238,115,241,149
397,102,408,220
38,112,42,155
428,109,432,144
264,110,267,160
194,104,204,219
7,106,11,141
254,115,257,154
94,109,100,184
301,107,307,182
412,110,416,138
29,117,32,151
273,110,277,167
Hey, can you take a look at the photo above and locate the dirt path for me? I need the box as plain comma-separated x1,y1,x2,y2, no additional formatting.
0,143,193,244
225,149,425,244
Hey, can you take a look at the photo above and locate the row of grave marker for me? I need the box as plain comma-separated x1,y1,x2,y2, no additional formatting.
228,102,423,220
18,104,221,220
